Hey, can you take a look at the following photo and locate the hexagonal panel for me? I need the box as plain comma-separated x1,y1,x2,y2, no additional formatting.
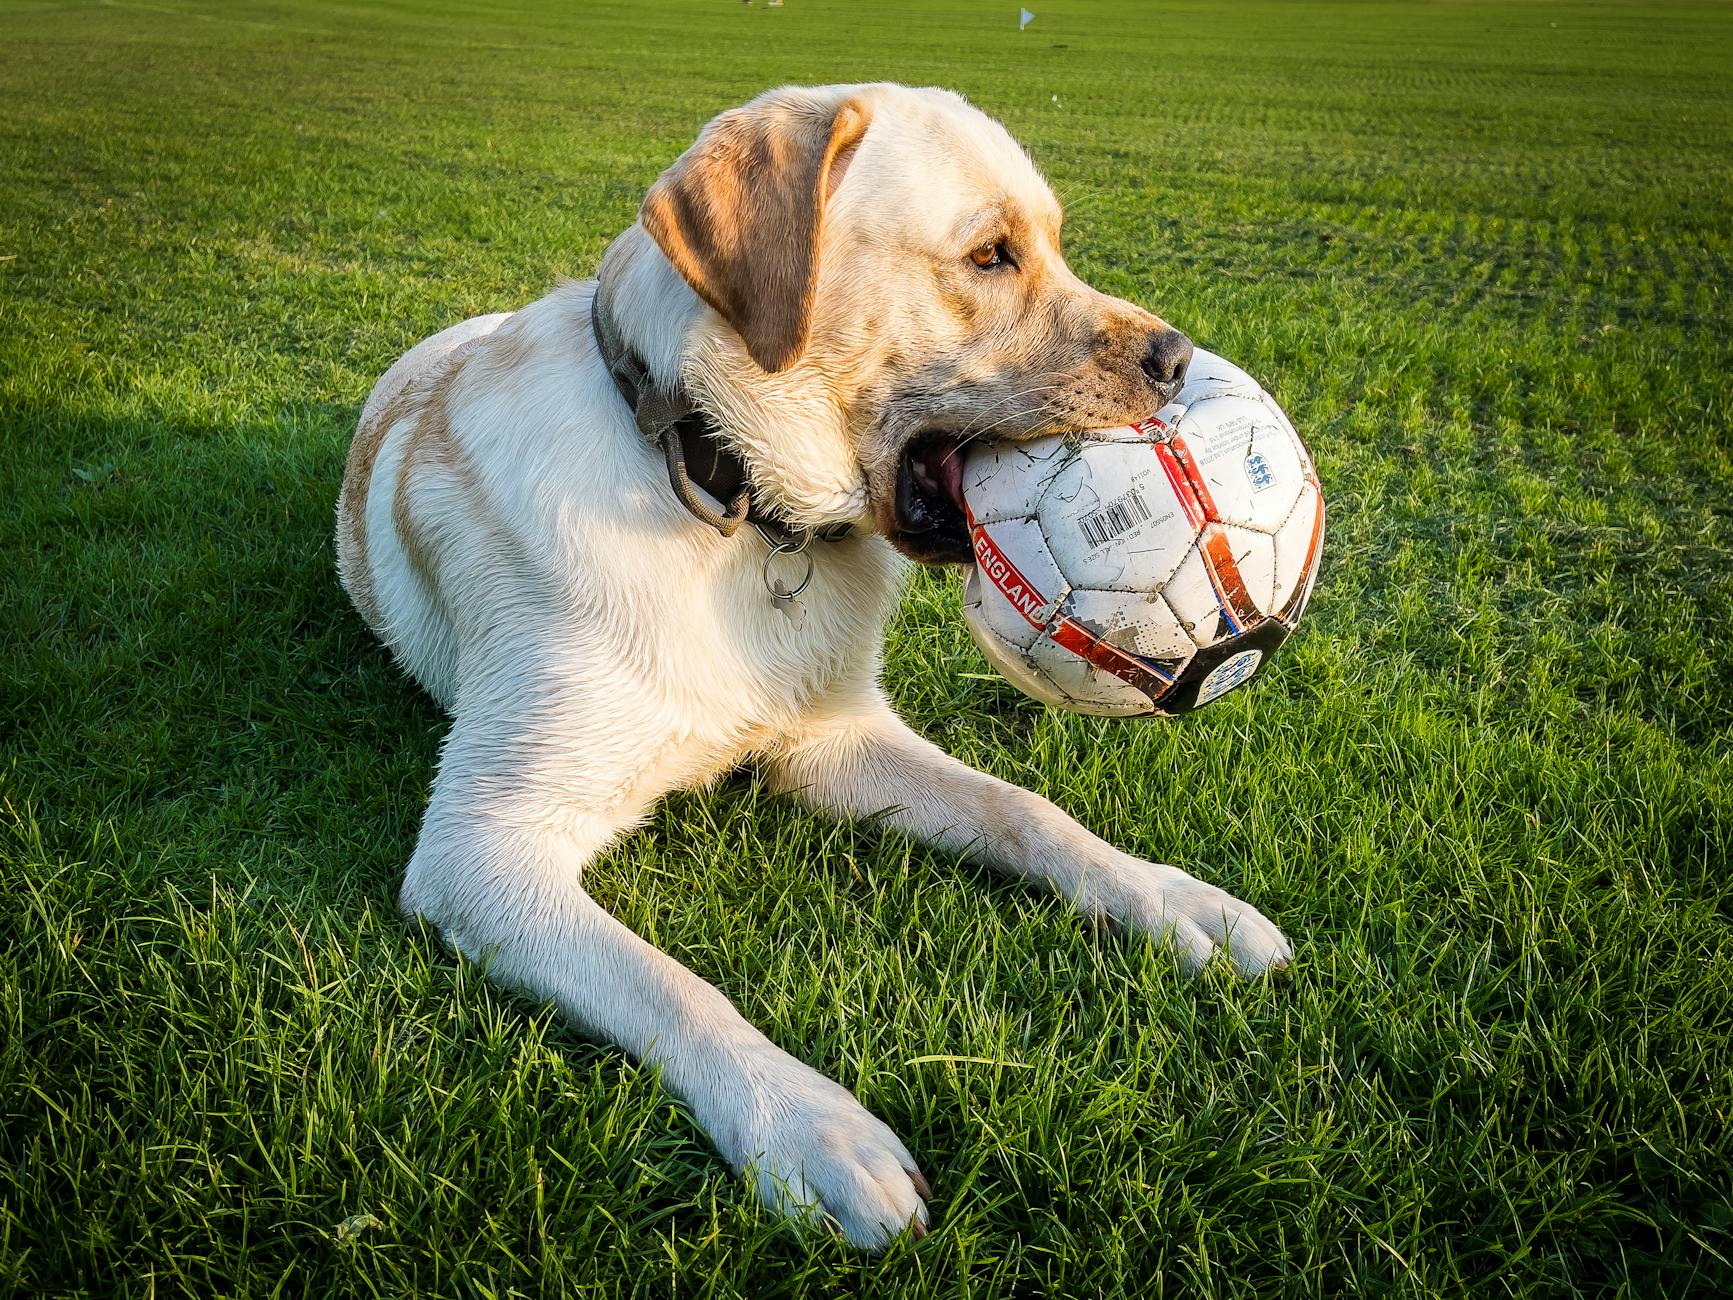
961,611,1074,710
1035,440,1197,592
1217,524,1276,614
1161,542,1235,649
964,516,1068,650
1027,630,1155,717
961,437,1067,526
1171,391,1304,533
1176,347,1262,399
1063,586,1197,671
1272,480,1325,617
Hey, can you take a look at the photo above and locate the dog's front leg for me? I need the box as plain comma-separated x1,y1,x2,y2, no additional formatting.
767,691,1293,974
400,733,929,1248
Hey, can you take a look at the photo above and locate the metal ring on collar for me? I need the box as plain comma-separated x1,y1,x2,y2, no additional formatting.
761,535,814,600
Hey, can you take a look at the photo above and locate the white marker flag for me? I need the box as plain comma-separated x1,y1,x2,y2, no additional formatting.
1020,8,1034,30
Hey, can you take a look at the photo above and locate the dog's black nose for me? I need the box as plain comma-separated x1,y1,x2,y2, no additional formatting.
1141,328,1194,392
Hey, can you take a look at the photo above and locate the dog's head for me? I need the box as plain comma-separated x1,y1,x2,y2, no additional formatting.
613,82,1191,564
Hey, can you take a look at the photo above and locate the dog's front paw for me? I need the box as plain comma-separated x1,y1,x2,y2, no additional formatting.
1110,860,1294,976
724,1060,928,1250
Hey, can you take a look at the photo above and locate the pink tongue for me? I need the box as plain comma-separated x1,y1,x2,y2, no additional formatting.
933,436,966,511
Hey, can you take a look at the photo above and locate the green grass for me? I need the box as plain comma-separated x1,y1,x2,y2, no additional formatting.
4,0,1732,1294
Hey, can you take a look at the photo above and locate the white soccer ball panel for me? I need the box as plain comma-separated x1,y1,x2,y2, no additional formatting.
961,611,1074,709
1034,441,1197,591
1265,395,1317,478
1025,633,1154,717
1173,393,1304,532
1272,480,1324,616
1218,524,1277,614
1064,587,1196,668
965,517,1068,650
1162,543,1230,649
961,438,1065,526
1074,419,1167,444
1177,347,1261,398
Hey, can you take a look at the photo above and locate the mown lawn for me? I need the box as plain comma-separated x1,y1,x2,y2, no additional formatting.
3,0,1731,1295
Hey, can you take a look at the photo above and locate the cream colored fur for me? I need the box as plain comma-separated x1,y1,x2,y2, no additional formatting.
336,82,1292,1250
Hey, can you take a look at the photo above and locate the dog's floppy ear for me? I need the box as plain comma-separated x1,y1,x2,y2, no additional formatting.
641,88,872,374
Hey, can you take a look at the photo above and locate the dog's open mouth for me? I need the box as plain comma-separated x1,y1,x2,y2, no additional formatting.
893,433,972,564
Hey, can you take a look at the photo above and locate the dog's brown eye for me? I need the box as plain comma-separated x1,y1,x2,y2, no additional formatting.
969,241,1011,270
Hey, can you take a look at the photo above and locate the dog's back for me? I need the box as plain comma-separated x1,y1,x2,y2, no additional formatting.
357,313,513,434
335,312,512,704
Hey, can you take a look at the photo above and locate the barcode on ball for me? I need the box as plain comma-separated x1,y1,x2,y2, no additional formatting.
1078,490,1153,548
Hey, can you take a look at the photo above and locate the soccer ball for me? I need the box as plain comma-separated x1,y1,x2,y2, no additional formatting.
960,349,1323,717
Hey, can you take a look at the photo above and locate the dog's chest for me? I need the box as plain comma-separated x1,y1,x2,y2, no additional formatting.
626,534,906,737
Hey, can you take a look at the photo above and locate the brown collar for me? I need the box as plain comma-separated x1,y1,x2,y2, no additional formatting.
589,290,850,544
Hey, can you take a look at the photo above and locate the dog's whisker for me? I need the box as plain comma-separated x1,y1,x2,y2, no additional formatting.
950,382,1068,449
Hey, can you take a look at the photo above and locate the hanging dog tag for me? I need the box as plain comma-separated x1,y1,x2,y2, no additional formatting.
759,528,814,631
770,580,806,628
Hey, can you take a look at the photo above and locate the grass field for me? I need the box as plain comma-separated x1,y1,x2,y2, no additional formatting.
5,0,1733,1294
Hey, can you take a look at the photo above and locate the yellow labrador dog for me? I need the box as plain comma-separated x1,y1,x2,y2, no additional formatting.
337,82,1291,1248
